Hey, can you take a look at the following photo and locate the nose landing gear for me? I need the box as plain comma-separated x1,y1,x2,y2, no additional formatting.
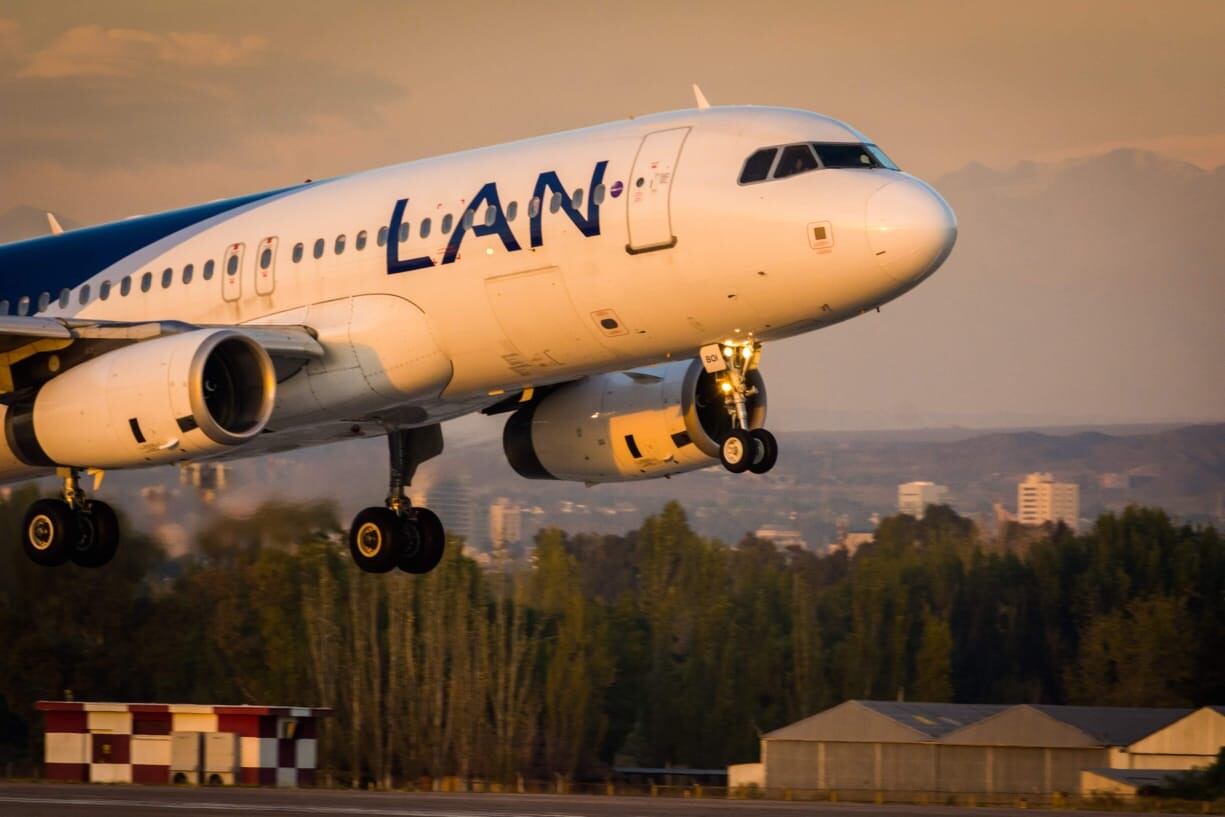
347,426,447,575
21,468,120,568
705,341,778,475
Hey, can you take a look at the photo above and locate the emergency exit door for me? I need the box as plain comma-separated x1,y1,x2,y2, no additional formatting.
626,127,690,253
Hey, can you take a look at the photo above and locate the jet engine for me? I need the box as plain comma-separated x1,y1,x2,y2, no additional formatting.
6,329,275,469
503,358,766,482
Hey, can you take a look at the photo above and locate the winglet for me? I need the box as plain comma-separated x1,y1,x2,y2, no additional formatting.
46,212,64,235
692,83,711,110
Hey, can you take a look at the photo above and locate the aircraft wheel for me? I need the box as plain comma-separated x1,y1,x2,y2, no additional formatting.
719,429,754,474
71,500,120,568
399,507,446,575
748,428,779,474
22,499,78,567
349,507,405,573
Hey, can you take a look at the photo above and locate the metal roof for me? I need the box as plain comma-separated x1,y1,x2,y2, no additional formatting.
1029,705,1192,746
855,701,1009,739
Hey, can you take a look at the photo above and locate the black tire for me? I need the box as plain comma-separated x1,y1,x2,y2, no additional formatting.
71,500,120,568
400,507,446,574
22,499,78,567
748,428,779,474
348,507,405,573
719,429,754,474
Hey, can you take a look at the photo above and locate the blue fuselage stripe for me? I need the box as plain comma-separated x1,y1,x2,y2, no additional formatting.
0,185,303,310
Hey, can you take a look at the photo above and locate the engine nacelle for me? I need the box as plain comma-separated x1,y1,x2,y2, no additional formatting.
7,329,276,469
503,358,766,483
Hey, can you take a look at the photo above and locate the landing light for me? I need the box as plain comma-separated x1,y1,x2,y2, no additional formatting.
720,382,733,394
722,347,734,358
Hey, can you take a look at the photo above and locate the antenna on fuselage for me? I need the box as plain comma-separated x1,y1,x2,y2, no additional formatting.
692,84,711,110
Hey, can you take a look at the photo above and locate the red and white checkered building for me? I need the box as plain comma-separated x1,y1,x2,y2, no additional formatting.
37,701,331,787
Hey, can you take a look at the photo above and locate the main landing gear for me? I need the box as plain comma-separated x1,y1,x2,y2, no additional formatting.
22,468,120,568
348,425,447,575
710,341,778,476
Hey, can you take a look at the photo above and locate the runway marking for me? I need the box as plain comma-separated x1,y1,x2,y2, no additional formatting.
0,795,595,817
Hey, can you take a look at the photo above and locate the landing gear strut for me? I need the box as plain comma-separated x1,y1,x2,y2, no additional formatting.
348,425,447,575
22,468,120,568
707,341,778,475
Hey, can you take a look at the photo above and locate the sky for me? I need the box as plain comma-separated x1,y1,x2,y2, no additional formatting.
2,0,1223,429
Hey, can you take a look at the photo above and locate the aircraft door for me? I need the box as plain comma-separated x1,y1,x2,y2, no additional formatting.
626,127,690,253
222,243,244,302
254,236,277,296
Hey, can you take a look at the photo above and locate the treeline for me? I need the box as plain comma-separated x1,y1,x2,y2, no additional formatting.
0,486,1222,784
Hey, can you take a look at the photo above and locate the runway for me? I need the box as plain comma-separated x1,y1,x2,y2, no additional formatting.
0,784,1175,817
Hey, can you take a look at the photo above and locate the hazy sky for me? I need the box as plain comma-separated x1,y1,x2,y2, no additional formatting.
2,0,1223,428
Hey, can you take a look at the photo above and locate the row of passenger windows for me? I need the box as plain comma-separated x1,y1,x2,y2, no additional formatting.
738,142,900,184
2,184,611,316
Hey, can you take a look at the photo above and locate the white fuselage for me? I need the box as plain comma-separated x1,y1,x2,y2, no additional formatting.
0,105,956,483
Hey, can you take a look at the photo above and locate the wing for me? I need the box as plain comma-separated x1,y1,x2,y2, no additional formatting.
0,315,323,394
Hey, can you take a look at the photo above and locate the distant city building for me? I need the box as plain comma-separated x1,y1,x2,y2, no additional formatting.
898,481,949,517
180,463,227,503
831,531,874,557
753,524,808,550
1017,472,1079,531
410,477,474,545
488,497,522,552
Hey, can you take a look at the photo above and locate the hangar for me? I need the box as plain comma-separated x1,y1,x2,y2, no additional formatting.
37,701,330,787
741,700,1223,797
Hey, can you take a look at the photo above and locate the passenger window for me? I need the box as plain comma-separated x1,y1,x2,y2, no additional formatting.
420,218,432,238
78,286,90,305
813,143,877,168
58,289,70,309
292,243,304,263
462,211,474,230
399,223,409,242
183,264,194,284
162,268,173,288
529,197,541,218
121,276,132,296
377,226,388,246
484,206,497,227
549,193,562,214
739,147,777,184
441,214,453,234
202,260,215,281
356,230,367,251
774,144,819,179
593,184,606,205
260,247,273,269
226,254,239,276
507,201,518,222
38,292,49,312
335,235,345,255
17,296,29,316
313,239,324,259
0,301,8,315
100,281,111,300
572,189,584,209
141,272,152,292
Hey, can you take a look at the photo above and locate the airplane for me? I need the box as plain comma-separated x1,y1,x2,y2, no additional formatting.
0,93,956,574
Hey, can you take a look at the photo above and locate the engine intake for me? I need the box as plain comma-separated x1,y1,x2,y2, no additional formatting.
503,358,766,483
7,329,275,469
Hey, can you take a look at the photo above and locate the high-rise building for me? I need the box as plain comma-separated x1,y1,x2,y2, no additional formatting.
898,481,949,517
488,497,522,552
1017,472,1079,531
410,477,474,545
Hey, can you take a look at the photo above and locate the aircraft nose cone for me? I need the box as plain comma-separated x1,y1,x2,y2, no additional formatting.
865,179,957,283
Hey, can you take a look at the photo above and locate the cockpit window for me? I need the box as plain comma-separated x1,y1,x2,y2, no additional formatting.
774,144,819,179
866,144,900,170
812,143,879,169
739,148,777,184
